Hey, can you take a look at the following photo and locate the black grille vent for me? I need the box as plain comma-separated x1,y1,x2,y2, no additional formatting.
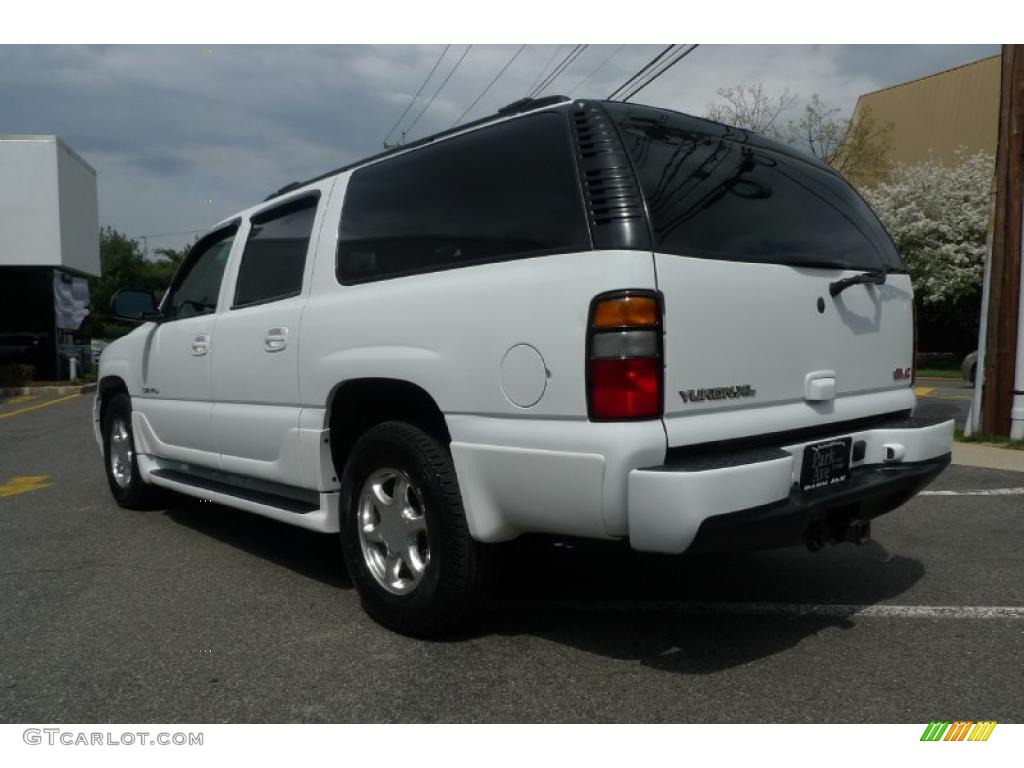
571,103,649,250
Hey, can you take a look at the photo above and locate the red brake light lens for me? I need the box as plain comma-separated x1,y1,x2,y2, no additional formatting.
589,358,661,419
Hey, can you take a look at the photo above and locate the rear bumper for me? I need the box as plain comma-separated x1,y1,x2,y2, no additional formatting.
627,415,954,554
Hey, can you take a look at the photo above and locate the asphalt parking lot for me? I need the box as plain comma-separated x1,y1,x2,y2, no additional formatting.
913,376,974,430
1,393,1022,723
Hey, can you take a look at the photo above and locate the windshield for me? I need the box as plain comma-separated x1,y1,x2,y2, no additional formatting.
604,103,905,272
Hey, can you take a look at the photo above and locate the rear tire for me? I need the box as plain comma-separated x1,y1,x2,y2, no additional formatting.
101,393,165,510
339,421,492,637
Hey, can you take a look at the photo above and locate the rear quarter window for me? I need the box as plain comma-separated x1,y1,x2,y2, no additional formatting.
337,112,590,283
606,104,904,272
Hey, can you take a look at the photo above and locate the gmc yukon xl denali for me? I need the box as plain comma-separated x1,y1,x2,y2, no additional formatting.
95,96,954,636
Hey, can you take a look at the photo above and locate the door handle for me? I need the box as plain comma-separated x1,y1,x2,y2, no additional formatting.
191,334,211,356
805,370,837,401
264,327,289,353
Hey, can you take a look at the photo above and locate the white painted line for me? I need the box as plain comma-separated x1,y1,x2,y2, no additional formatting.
500,601,1024,620
919,487,1024,496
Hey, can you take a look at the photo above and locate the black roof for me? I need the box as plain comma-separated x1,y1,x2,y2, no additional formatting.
263,94,572,201
264,94,828,202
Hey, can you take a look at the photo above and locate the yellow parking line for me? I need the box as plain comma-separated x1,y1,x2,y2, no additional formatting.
0,393,80,420
0,475,52,498
1,394,39,406
914,387,937,397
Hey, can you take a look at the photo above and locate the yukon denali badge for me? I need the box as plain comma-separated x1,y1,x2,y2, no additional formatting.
679,385,756,403
893,367,912,381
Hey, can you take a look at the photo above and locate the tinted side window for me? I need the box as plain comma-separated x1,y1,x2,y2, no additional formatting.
607,104,904,271
234,195,318,307
165,229,236,320
338,112,589,282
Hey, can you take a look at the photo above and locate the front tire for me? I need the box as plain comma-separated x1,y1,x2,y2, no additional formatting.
102,393,165,510
339,421,492,637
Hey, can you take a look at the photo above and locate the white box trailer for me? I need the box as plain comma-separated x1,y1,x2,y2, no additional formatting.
0,135,99,380
0,134,99,277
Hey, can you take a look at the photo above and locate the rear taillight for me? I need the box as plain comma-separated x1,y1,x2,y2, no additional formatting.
587,291,663,420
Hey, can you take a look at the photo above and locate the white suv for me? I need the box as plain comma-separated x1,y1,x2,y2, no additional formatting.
95,96,953,636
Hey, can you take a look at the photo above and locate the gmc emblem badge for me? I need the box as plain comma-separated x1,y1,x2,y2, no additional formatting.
893,367,912,381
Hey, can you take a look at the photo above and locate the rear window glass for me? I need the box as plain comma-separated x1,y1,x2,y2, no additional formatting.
337,112,589,282
605,104,904,271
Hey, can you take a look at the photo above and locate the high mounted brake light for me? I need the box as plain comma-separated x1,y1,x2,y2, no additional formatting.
587,291,663,420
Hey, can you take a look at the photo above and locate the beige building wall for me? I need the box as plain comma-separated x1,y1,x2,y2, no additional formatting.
852,54,1000,168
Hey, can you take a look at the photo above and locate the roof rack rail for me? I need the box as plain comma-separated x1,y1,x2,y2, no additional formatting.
497,95,571,115
263,95,574,202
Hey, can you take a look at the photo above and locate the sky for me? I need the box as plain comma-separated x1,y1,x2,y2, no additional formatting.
0,44,999,254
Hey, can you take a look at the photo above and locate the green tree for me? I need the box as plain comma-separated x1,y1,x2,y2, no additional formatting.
90,228,192,338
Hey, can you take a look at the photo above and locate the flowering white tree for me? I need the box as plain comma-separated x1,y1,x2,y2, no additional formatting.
861,149,993,317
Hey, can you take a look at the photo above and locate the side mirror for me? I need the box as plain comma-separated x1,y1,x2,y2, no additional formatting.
110,289,161,323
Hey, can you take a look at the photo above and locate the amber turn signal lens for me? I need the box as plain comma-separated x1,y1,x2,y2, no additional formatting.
592,296,659,328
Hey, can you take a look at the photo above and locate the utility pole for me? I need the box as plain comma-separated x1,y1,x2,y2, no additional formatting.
981,45,1024,437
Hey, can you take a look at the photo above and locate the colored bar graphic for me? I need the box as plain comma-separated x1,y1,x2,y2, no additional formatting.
969,721,997,741
921,720,996,741
944,721,971,741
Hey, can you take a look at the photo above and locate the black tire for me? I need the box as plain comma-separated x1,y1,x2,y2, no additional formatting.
339,421,493,637
970,363,977,384
101,392,166,510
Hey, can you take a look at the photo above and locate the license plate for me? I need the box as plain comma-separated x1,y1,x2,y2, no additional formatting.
800,438,852,492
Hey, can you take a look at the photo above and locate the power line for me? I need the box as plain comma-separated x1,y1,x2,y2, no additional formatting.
383,45,451,147
537,44,588,95
569,45,625,95
530,44,586,98
402,44,473,142
526,45,564,96
608,44,677,100
619,44,700,102
453,45,526,127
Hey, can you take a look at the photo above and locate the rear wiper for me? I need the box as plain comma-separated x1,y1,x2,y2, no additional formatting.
829,268,886,297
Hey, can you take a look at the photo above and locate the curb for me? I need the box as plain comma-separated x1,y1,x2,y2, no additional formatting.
952,441,1024,473
0,383,97,398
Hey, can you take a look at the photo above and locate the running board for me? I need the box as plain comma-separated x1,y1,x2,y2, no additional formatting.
139,456,340,533
151,468,318,513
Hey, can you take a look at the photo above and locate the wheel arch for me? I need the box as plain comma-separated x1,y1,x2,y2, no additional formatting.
326,377,450,480
97,375,129,430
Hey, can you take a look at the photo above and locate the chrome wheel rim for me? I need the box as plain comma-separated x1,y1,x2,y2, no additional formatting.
356,467,430,595
109,417,133,489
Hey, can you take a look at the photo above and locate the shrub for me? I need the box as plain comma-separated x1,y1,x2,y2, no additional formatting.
0,364,36,387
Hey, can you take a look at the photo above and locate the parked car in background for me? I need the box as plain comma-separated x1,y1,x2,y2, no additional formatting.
94,95,955,636
962,351,979,383
0,332,45,364
91,339,110,366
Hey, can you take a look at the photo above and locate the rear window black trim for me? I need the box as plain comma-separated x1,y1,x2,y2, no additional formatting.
334,110,591,286
602,102,907,273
